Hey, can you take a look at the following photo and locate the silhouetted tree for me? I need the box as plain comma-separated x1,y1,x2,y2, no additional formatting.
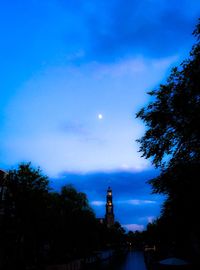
1,163,126,269
136,19,200,169
136,19,200,259
2,163,49,269
49,184,98,261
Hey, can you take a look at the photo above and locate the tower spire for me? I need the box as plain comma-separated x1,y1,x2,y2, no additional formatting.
105,187,114,227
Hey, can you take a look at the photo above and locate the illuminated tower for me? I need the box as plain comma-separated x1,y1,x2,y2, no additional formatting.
105,187,114,227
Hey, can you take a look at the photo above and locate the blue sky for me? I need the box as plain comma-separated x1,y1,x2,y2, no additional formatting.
0,0,200,230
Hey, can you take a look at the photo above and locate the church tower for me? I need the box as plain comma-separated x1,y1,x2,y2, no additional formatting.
105,187,114,228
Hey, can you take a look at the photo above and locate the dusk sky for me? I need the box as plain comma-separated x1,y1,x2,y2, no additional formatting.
1,0,200,231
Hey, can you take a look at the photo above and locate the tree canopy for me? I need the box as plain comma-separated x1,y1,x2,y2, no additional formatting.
136,19,200,169
0,163,126,269
136,19,200,259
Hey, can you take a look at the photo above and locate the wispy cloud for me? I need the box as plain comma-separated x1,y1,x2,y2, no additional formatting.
91,199,157,207
139,216,156,223
123,223,144,232
116,199,157,205
91,55,179,78
127,200,156,205
2,53,178,175
61,121,88,136
0,0,199,229
91,200,105,206
49,171,163,227
61,121,105,143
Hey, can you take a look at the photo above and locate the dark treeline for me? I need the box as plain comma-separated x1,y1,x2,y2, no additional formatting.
0,163,126,270
135,18,200,266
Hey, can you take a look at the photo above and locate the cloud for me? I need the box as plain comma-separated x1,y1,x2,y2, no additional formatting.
0,0,198,229
91,200,105,206
122,216,158,231
61,121,105,143
147,216,155,223
110,199,157,205
123,223,144,232
90,55,178,78
91,198,156,207
2,53,178,175
126,199,156,205
51,170,159,195
67,0,200,61
50,170,164,227
61,122,88,136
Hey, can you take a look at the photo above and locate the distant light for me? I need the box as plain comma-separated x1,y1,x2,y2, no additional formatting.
98,114,103,120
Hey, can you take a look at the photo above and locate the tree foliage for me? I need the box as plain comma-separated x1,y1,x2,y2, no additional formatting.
136,19,200,169
136,19,200,259
5,163,49,220
0,163,125,269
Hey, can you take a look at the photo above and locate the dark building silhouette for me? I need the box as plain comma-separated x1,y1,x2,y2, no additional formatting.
0,169,8,269
105,187,114,228
0,169,8,216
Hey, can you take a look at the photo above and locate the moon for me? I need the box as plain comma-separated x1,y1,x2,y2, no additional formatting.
98,114,103,120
